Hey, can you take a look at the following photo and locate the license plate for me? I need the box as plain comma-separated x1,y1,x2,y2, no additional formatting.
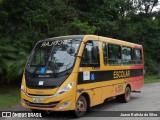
33,98,43,103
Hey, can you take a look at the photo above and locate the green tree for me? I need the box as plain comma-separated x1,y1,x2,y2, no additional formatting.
0,0,160,84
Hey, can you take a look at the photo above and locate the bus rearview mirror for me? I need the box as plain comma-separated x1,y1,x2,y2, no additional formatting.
67,46,75,55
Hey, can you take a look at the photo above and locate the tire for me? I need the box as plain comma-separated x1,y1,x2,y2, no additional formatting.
116,86,131,103
74,95,87,118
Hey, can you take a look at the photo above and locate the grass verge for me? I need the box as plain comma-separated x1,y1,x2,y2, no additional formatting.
144,75,160,84
0,86,20,108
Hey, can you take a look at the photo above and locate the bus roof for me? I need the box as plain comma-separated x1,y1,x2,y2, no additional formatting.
39,35,142,48
84,35,142,48
40,35,85,42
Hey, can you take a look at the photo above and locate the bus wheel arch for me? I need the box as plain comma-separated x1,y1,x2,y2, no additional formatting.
74,92,90,118
74,93,90,117
126,84,131,91
80,92,91,110
116,84,131,103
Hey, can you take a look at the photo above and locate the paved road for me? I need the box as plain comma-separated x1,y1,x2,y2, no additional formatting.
1,82,160,120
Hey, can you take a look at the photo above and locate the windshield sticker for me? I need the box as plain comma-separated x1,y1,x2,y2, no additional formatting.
91,74,95,80
40,67,46,74
83,71,90,80
41,39,72,47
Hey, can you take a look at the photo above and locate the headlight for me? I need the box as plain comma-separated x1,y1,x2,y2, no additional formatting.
56,82,74,95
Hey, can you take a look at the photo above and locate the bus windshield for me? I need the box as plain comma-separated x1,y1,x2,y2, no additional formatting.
26,38,81,76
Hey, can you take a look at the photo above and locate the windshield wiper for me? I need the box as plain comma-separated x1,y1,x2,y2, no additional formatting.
32,64,42,74
45,46,58,77
60,63,71,75
63,63,71,70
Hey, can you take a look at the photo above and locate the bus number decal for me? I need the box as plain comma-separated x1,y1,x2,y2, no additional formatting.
115,84,123,93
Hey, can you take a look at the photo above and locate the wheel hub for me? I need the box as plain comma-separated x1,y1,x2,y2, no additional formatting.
77,100,86,111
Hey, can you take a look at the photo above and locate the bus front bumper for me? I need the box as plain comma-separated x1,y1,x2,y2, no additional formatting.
21,90,75,111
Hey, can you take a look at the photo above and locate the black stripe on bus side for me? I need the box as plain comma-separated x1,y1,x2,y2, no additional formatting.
78,69,143,85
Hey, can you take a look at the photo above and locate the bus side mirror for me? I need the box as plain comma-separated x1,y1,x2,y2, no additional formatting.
67,46,75,55
92,46,99,60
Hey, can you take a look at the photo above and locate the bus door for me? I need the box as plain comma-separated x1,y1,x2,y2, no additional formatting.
78,40,103,106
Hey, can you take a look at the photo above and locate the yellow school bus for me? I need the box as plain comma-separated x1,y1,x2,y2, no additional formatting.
21,35,144,117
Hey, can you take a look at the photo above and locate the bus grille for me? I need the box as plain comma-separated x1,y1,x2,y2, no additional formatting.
24,100,60,108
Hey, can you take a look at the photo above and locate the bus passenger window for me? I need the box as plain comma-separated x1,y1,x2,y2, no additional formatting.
122,47,132,65
80,41,100,67
108,44,121,65
133,48,142,64
103,42,107,65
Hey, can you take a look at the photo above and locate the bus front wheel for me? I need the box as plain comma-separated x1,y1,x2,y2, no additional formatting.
74,95,87,117
116,86,131,103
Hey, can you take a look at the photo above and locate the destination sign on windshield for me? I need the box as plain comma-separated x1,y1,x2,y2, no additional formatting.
41,39,72,47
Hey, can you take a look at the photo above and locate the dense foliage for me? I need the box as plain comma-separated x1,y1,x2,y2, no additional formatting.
0,0,160,84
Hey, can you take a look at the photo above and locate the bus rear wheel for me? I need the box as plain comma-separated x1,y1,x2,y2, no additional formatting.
116,86,131,103
74,95,87,117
